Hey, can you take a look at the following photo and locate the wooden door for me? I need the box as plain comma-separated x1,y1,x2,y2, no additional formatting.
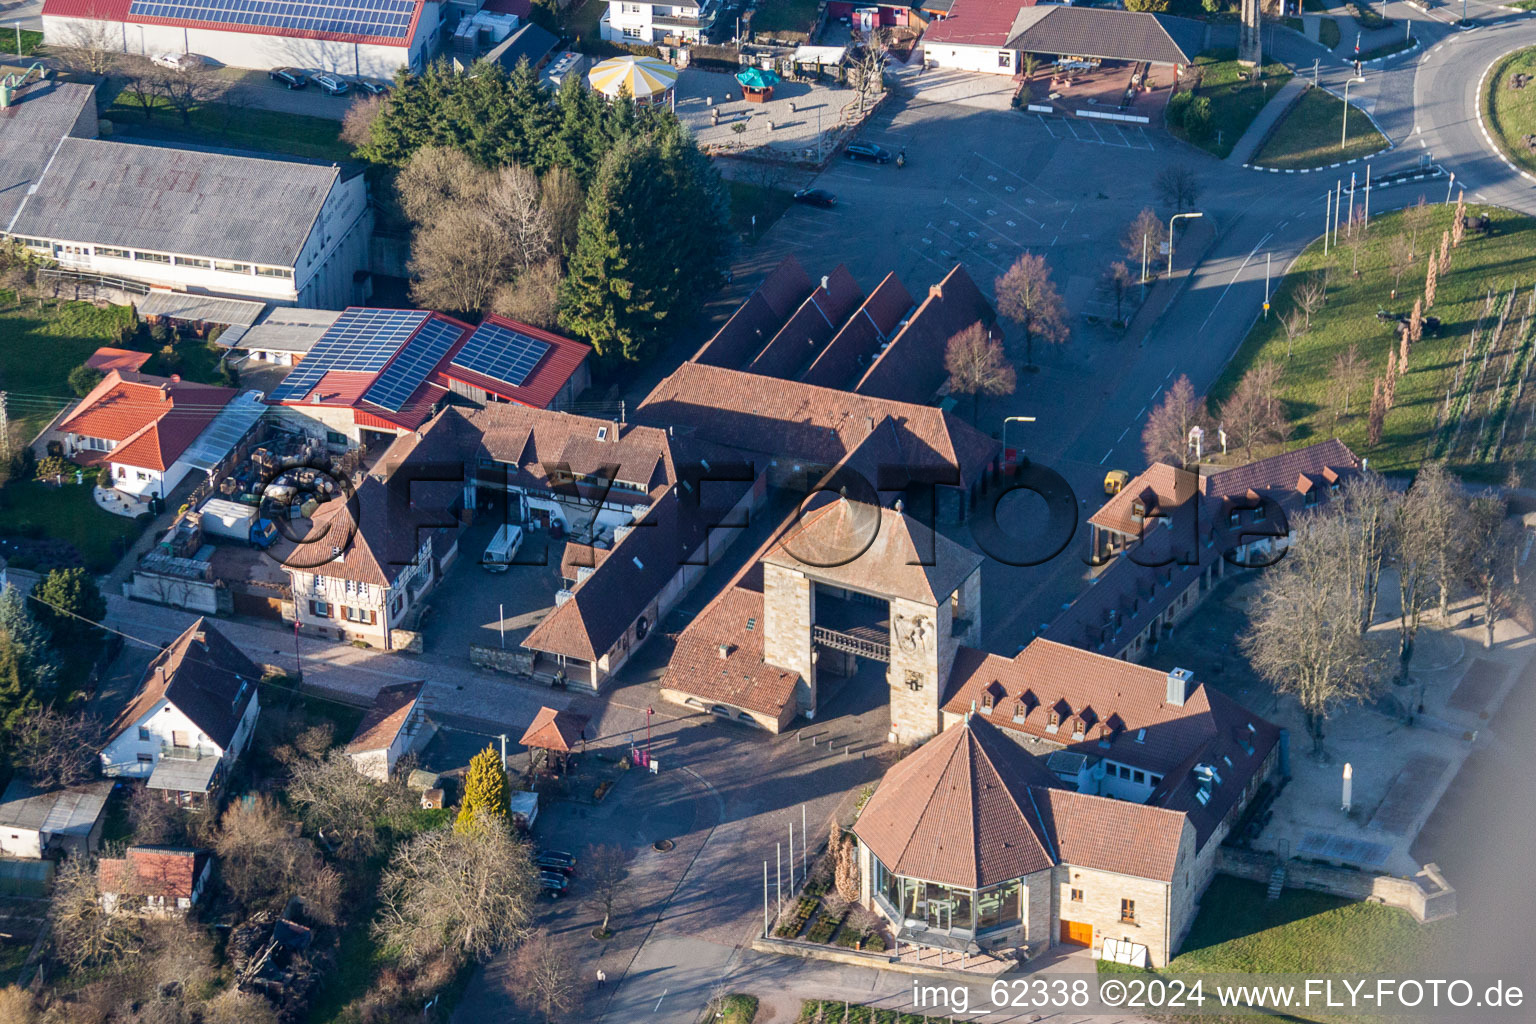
1060,919,1093,947
171,730,191,748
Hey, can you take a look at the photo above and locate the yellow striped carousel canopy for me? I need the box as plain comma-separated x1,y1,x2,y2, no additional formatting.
587,55,679,100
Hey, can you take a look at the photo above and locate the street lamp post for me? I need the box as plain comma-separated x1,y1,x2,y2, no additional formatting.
1003,416,1036,462
1341,75,1366,151
1168,212,1203,278
293,620,304,683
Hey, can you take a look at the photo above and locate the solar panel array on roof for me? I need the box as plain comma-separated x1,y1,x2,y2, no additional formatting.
127,0,417,39
361,317,464,412
450,322,550,388
268,308,429,403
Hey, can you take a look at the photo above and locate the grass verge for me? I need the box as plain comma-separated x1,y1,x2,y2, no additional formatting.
1,29,44,56
1252,84,1386,169
797,1002,954,1024
1319,16,1342,49
727,179,795,240
1168,49,1293,160
104,91,351,162
1357,36,1416,62
706,994,760,1024
1214,205,1536,477
1484,46,1536,178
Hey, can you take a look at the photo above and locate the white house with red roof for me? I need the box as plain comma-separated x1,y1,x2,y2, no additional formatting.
265,308,592,450
42,0,442,78
59,369,244,499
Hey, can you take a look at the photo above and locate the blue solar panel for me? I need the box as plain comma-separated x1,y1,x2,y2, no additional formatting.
268,308,429,403
127,0,417,40
450,322,551,390
361,317,464,412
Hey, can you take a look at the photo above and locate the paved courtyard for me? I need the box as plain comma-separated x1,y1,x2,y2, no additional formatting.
678,68,868,160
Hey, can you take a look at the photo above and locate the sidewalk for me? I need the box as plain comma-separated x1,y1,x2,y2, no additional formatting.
1226,76,1309,166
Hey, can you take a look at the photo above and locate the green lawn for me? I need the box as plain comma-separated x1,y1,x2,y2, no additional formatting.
1215,205,1536,478
1511,0,1536,9
0,476,148,573
1,28,44,56
1252,85,1386,169
1357,36,1416,62
727,179,794,240
709,994,759,1024
748,0,821,39
1171,877,1441,974
0,291,137,443
1485,47,1536,178
797,1002,952,1024
1319,17,1342,49
1170,49,1293,159
104,91,351,162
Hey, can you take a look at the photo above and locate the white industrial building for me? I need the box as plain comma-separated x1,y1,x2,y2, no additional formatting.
41,0,442,78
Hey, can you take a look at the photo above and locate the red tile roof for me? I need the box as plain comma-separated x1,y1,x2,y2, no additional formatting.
854,715,1059,888
1034,788,1189,882
518,706,590,753
348,681,424,754
662,564,802,718
60,370,236,472
693,256,814,368
288,476,459,587
764,496,982,604
855,264,995,405
42,0,428,48
745,264,865,380
799,272,917,390
635,362,1001,489
923,0,1036,47
98,846,207,901
86,347,152,374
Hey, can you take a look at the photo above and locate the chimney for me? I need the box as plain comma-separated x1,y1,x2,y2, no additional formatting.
865,415,875,433
717,643,730,659
1166,667,1194,707
820,275,829,291
170,374,181,384
929,283,943,301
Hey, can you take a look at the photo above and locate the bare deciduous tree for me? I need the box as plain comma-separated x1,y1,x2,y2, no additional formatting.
1386,233,1414,297
374,818,537,966
995,252,1068,367
943,323,1015,422
541,165,584,257
1394,461,1460,690
1241,509,1387,756
493,258,563,329
52,12,121,76
581,844,630,937
851,38,888,117
12,706,99,788
286,748,413,861
410,205,516,315
510,932,579,1023
213,796,341,923
1403,195,1433,261
340,93,387,149
158,63,223,126
1293,275,1326,329
1121,207,1168,271
1331,342,1367,420
1461,494,1517,650
51,858,144,970
1155,164,1203,214
1103,260,1134,323
1335,471,1397,637
487,163,554,272
1218,362,1291,458
1141,373,1210,468
832,824,860,904
397,146,487,223
1280,307,1306,360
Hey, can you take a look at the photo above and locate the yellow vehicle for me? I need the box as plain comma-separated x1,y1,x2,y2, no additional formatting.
1104,469,1131,495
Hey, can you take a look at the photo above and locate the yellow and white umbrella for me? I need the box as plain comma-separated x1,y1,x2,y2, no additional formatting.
587,55,679,103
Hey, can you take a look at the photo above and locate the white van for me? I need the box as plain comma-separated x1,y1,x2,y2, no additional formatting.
482,524,524,572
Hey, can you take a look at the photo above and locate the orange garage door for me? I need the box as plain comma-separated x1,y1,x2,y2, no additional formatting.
1060,919,1093,947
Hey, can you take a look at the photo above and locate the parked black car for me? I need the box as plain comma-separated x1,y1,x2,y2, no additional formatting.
793,188,837,208
269,67,307,89
539,870,570,897
845,141,893,163
536,851,577,875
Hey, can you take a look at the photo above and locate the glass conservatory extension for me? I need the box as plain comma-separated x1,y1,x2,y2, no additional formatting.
871,856,1024,940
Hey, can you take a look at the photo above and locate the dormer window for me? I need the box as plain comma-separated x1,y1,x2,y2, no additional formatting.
1130,498,1147,520
1228,511,1240,527
1045,710,1059,734
981,692,993,712
597,427,608,441
1305,488,1319,505
1253,505,1267,521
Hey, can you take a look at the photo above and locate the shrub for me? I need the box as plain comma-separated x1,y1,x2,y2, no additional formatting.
1183,95,1213,139
67,364,105,397
34,455,72,481
149,322,173,345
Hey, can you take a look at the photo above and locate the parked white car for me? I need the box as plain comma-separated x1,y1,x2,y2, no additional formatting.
310,73,350,96
151,52,207,70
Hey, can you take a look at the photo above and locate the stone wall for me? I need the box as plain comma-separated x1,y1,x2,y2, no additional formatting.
469,643,534,676
1055,863,1175,966
763,564,816,712
1216,847,1457,923
887,594,944,744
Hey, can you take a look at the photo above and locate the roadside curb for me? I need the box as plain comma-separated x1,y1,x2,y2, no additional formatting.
1474,47,1536,186
1241,81,1395,173
1357,38,1422,66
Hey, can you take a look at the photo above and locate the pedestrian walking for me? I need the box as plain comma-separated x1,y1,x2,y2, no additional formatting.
596,968,607,987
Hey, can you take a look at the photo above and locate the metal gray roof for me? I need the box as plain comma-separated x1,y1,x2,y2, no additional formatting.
0,779,113,835
222,307,342,353
1006,8,1204,66
8,137,338,267
0,81,97,232
182,390,267,473
138,291,266,326
147,755,221,793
